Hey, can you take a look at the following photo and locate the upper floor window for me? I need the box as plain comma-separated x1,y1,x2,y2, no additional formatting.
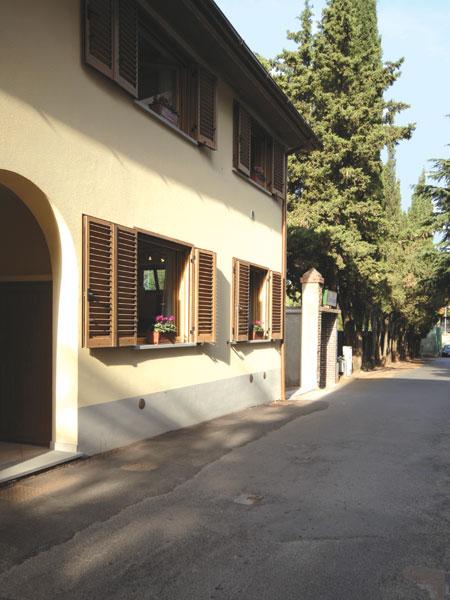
83,0,217,148
233,102,286,199
139,34,181,127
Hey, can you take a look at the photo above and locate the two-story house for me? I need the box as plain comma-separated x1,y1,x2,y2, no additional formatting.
0,0,319,461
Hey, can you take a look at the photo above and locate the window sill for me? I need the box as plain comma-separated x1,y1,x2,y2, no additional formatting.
229,339,280,345
133,342,202,350
232,168,276,199
135,100,199,147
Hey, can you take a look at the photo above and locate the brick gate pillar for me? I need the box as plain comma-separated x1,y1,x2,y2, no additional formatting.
300,268,324,393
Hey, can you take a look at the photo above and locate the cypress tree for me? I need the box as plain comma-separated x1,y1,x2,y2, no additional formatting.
272,0,414,362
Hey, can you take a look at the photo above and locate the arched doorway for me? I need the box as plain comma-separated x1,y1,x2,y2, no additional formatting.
0,184,52,447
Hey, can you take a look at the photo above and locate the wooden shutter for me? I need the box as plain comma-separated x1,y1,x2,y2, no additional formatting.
272,141,286,198
192,249,216,343
232,259,250,342
235,104,251,176
116,225,137,346
114,0,138,96
83,216,116,348
186,66,199,139
197,69,217,150
84,0,114,79
265,138,273,191
270,271,284,340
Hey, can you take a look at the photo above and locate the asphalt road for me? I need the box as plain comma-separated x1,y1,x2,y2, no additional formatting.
0,359,449,599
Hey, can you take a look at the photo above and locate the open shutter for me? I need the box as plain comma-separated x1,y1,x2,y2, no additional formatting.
83,216,116,348
272,141,286,198
235,104,251,176
84,0,114,79
232,259,250,342
197,69,217,149
192,249,216,343
265,138,273,191
270,271,284,340
114,0,138,96
116,225,137,346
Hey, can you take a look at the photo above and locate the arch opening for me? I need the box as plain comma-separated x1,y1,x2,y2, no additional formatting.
0,171,79,470
0,184,53,449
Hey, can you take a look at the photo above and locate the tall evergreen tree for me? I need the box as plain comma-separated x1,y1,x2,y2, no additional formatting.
382,145,402,222
269,0,415,363
425,137,450,297
427,140,450,251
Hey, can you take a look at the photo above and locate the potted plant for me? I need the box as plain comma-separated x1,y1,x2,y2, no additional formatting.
251,166,266,187
149,95,179,126
251,320,265,340
150,315,177,344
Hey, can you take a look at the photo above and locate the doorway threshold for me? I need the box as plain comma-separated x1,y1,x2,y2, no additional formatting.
0,443,83,485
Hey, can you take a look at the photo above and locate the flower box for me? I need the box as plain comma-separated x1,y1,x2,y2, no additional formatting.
251,330,265,340
251,167,266,188
150,102,179,126
251,321,265,340
150,331,176,345
149,315,177,344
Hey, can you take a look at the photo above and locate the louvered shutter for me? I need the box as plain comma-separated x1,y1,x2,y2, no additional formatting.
83,216,116,348
265,138,273,191
232,259,250,342
116,225,137,346
84,0,114,79
236,104,251,176
114,0,138,96
272,142,286,198
197,69,217,150
193,249,216,343
270,271,284,340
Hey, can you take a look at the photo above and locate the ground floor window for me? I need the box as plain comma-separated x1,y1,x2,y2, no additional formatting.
83,216,216,348
232,259,283,342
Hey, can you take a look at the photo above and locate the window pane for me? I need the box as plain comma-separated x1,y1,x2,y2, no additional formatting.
143,269,156,291
156,268,166,290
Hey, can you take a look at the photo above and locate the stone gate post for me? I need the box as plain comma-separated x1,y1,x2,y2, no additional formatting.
300,268,324,393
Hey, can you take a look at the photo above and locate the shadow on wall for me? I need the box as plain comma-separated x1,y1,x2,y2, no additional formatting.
0,0,281,232
77,347,281,455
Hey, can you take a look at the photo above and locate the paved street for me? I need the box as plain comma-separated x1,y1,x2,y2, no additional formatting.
0,359,449,599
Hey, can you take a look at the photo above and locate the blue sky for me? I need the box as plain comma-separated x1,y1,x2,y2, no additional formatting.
216,0,450,210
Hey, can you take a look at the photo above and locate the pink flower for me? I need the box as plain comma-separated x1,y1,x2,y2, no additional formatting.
168,315,175,321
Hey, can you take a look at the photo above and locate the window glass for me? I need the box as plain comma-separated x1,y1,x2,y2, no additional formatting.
140,36,180,126
143,269,156,291
249,266,268,336
250,121,271,189
137,235,189,339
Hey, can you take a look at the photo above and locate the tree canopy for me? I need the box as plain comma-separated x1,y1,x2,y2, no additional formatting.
267,0,445,363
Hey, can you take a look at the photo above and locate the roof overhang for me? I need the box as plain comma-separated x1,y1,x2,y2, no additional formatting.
143,0,321,153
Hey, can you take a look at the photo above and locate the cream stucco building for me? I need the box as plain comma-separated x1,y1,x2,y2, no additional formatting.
0,0,318,460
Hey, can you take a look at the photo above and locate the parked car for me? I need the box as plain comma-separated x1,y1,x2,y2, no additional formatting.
442,344,450,357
